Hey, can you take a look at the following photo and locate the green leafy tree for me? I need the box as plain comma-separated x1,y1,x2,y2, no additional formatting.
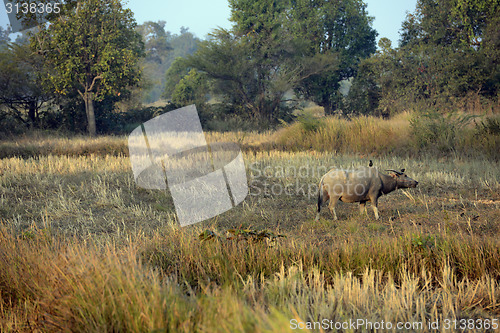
0,43,52,127
140,25,200,104
0,26,11,50
350,0,500,116
186,29,262,117
193,0,295,120
136,20,171,64
136,20,172,104
287,0,377,114
187,1,331,121
344,57,380,116
171,69,209,106
168,28,200,59
401,0,498,49
397,0,499,103
163,57,191,100
187,28,313,120
481,15,500,96
31,0,144,135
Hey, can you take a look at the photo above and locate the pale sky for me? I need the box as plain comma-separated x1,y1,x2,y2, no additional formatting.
1,0,417,47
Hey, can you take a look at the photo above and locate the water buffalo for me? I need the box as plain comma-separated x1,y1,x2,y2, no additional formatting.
316,166,418,220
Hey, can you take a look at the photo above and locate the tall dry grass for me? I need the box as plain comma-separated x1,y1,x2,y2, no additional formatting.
0,226,288,332
2,223,500,332
273,112,411,155
273,111,500,159
1,126,500,331
0,132,127,159
1,111,499,160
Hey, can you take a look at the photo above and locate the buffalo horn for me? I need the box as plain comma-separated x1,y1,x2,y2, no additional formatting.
386,169,402,175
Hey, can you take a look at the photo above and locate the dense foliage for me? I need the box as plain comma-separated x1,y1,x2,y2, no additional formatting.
138,23,200,104
0,0,498,136
30,0,144,135
0,43,52,130
178,0,376,121
345,0,500,116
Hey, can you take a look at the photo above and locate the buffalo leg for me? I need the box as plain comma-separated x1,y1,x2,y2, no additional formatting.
328,196,339,220
370,197,380,220
315,184,330,221
359,201,368,215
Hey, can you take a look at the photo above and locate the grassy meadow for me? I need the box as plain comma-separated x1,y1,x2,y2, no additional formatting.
1,112,500,332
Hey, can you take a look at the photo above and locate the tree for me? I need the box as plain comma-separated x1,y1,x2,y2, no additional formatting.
397,0,500,103
287,0,377,114
187,28,320,121
401,0,498,49
163,57,191,100
0,26,11,50
186,29,265,118
140,24,201,104
136,20,172,104
171,69,209,106
351,0,500,116
190,0,293,120
168,28,200,59
0,43,52,127
31,0,144,136
136,20,171,64
344,55,381,116
186,1,331,121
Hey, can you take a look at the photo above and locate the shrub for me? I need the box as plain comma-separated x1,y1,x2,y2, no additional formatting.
476,117,500,136
409,111,477,153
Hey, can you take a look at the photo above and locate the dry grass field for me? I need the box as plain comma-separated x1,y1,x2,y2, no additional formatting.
1,113,500,332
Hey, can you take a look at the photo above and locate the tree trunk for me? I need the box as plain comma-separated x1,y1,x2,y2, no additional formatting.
83,91,97,136
28,100,37,128
322,103,333,116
